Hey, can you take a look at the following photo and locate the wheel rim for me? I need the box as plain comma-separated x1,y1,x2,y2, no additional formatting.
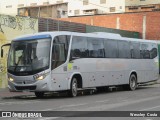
72,79,77,96
130,76,136,89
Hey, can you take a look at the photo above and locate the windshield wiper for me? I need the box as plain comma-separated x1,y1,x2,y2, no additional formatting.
14,56,22,72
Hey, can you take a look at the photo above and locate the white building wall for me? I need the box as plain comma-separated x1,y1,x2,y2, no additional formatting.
1,0,160,16
0,0,66,15
125,0,160,6
68,0,125,16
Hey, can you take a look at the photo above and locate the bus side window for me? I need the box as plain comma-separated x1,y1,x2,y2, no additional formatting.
104,39,118,58
71,36,88,59
130,42,140,59
87,38,104,58
140,43,151,59
150,43,157,59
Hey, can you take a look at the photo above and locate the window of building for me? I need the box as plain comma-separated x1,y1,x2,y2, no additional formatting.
83,0,89,5
104,39,118,58
141,6,155,9
100,0,106,4
119,6,122,9
30,3,37,6
88,38,105,58
74,10,80,15
62,10,67,15
110,7,116,12
57,0,63,3
6,5,12,8
57,10,61,18
43,2,49,5
18,4,24,8
128,7,138,10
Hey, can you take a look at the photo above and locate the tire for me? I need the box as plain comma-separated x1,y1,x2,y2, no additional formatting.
129,74,137,91
35,92,44,98
68,78,78,97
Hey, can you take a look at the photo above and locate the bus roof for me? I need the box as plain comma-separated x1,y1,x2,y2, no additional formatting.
12,31,158,43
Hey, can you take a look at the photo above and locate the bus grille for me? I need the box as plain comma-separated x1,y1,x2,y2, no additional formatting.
15,80,36,84
15,86,36,91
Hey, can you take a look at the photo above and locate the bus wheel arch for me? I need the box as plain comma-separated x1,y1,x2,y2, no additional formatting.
129,72,137,91
68,74,83,97
70,74,83,89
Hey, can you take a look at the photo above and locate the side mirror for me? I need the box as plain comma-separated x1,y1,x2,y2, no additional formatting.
1,49,3,58
1,43,11,58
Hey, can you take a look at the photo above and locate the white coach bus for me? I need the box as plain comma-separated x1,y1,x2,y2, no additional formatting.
1,31,159,97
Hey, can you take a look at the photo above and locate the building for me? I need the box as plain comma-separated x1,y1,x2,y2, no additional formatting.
18,2,68,18
68,0,125,16
126,0,160,12
0,0,68,18
1,0,160,18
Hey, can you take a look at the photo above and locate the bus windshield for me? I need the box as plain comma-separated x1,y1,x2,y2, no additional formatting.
8,38,51,75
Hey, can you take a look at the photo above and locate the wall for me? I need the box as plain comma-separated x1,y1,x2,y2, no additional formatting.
125,0,160,6
0,0,67,16
68,0,125,16
0,14,38,88
60,11,160,40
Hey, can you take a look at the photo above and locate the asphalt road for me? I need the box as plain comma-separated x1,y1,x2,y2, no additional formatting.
0,81,160,120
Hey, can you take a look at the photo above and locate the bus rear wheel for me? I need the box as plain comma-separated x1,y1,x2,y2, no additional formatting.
68,78,78,97
129,74,137,91
35,92,44,98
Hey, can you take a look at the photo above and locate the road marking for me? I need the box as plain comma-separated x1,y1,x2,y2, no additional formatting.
38,117,60,120
95,100,109,103
40,109,53,111
61,103,88,107
0,100,41,105
32,103,89,111
139,105,160,111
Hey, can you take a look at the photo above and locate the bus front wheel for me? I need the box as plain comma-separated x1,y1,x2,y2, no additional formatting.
35,92,44,98
129,74,137,91
68,77,78,97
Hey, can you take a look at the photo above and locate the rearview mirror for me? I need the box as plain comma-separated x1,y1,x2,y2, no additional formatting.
1,43,11,58
1,49,3,58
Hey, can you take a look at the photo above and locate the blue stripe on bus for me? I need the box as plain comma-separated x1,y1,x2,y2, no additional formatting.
13,34,51,41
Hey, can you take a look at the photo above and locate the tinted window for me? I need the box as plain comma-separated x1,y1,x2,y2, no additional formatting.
104,39,118,58
71,36,88,58
130,42,140,59
87,38,105,58
150,43,157,59
53,35,70,56
140,43,150,59
118,41,130,58
52,35,70,69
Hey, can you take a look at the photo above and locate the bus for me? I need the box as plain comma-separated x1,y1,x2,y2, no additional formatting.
1,31,159,97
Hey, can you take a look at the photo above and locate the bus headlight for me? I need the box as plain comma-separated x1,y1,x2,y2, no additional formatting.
36,75,45,80
9,77,14,82
34,73,48,80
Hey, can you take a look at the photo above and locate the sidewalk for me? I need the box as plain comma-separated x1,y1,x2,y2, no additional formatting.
0,88,34,98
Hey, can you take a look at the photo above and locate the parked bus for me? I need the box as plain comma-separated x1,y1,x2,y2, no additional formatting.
1,31,159,97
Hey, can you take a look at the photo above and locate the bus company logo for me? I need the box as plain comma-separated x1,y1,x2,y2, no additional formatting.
2,112,11,117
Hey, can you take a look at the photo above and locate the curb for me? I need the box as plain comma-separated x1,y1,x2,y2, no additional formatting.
0,88,9,92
